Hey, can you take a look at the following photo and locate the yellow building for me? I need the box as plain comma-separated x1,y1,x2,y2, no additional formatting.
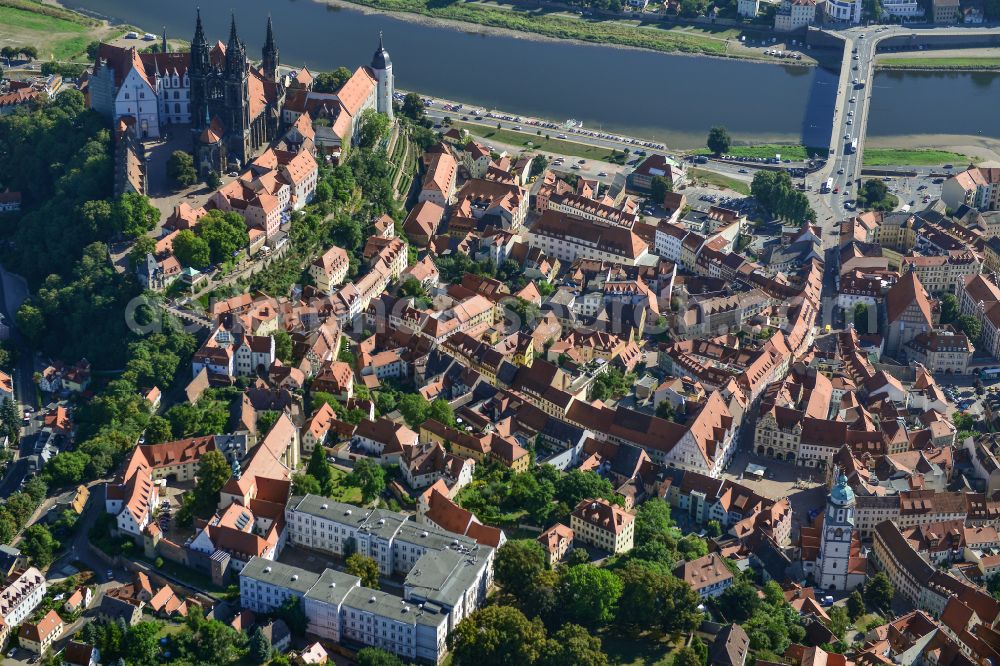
570,498,634,554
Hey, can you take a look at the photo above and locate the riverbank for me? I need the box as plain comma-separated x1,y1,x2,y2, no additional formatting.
0,0,122,61
864,135,1000,164
318,0,820,64
876,47,1000,72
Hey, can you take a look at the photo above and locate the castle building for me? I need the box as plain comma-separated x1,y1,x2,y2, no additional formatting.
189,12,285,177
815,472,867,591
88,35,192,138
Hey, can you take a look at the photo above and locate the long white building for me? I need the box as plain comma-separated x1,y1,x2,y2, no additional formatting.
244,495,495,664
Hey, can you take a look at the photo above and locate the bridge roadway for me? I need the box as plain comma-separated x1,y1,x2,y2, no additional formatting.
806,24,1000,241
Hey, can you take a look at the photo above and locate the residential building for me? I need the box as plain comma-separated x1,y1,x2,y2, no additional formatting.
933,0,961,21
674,553,734,598
882,0,924,17
775,0,818,31
309,246,350,293
570,498,635,554
627,155,685,194
709,624,750,666
537,523,574,565
825,0,861,21
904,327,974,374
738,0,760,15
527,210,649,266
0,567,46,627
942,167,1000,211
883,271,933,359
418,149,458,207
18,609,64,655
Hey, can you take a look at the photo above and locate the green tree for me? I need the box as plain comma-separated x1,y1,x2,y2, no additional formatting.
172,230,211,269
292,472,322,496
847,590,866,621
167,150,198,188
427,398,455,427
715,580,760,623
853,302,872,334
313,67,354,93
957,315,982,342
122,621,160,666
128,236,157,270
672,647,702,666
940,293,959,324
307,445,334,495
558,565,623,628
275,595,308,636
197,209,249,264
829,605,850,640
192,450,231,517
112,192,160,238
16,303,45,343
273,329,293,364
23,524,59,567
530,155,549,177
346,552,381,589
248,626,270,664
540,623,609,666
205,170,221,189
707,126,732,155
398,393,431,428
356,648,405,666
145,415,173,445
864,572,894,613
706,519,723,538
359,109,391,149
496,540,548,594
555,470,615,507
448,605,548,666
0,398,20,446
400,92,426,122
45,451,90,486
348,458,386,503
650,175,673,204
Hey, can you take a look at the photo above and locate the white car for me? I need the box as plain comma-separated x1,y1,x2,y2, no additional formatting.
850,97,857,103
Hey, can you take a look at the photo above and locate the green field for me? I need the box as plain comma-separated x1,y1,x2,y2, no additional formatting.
877,56,1000,71
693,144,823,160
0,1,113,61
328,468,363,504
862,148,973,167
600,631,680,666
688,167,751,195
341,0,742,57
453,120,629,162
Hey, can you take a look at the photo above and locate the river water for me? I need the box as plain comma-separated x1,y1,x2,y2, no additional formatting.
64,0,999,150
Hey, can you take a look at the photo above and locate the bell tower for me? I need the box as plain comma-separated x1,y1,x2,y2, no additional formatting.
816,471,858,591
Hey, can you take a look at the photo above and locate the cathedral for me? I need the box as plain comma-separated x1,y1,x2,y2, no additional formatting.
190,12,285,178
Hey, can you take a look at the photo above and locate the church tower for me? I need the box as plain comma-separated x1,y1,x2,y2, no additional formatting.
370,32,394,120
262,15,279,83
816,471,860,591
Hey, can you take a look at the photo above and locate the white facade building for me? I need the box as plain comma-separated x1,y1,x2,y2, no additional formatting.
0,568,47,628
816,473,867,591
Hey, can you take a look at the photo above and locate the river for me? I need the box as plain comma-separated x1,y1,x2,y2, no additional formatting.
64,0,999,151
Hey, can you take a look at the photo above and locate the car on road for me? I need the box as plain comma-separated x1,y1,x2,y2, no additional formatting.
837,168,845,174
738,169,749,173
850,97,857,103
597,171,608,177
847,120,853,125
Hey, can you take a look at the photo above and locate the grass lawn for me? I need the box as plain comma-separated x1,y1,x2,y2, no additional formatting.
688,167,751,195
862,148,973,167
877,56,1000,70
343,0,738,56
0,2,114,61
329,468,363,504
693,144,820,160
601,631,680,666
452,120,627,162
